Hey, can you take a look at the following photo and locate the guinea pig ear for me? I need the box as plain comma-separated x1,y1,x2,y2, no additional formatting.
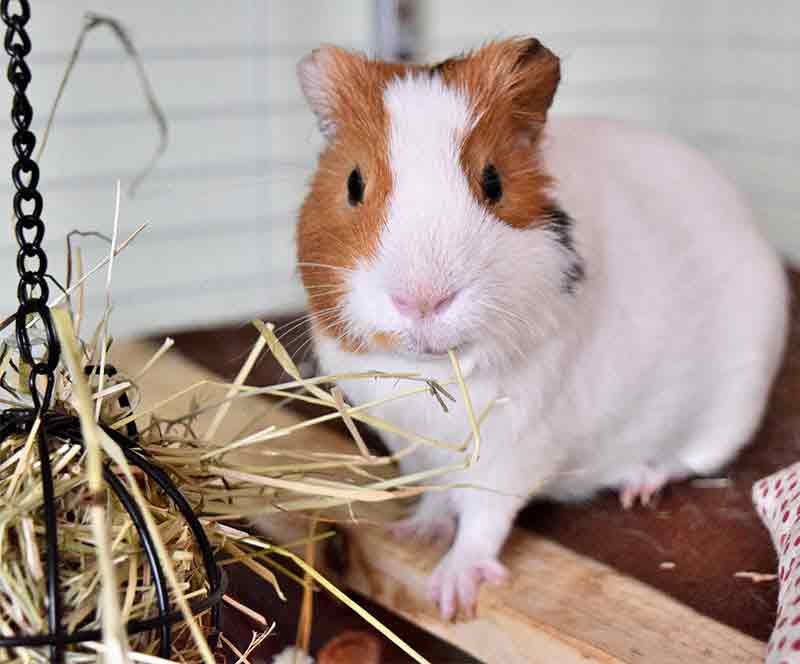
507,37,561,121
297,47,338,139
460,37,561,127
297,45,365,140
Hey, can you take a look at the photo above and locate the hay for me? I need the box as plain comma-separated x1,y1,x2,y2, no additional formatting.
0,304,220,663
0,198,489,664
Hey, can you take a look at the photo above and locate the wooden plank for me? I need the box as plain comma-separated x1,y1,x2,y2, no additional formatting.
344,525,765,664
113,340,767,664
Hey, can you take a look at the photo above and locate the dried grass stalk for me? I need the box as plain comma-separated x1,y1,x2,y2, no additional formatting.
0,168,489,664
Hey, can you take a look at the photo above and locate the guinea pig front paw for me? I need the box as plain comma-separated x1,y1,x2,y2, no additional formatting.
428,552,508,621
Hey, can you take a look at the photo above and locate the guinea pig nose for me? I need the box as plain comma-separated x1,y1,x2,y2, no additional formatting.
390,294,418,318
391,291,458,319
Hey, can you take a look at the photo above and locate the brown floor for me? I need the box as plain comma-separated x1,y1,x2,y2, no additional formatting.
175,271,799,662
220,565,479,663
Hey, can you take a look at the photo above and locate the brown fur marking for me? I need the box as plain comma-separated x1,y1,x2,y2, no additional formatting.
297,48,422,346
437,38,561,229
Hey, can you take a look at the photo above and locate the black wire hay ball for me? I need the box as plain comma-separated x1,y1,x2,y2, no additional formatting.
0,2,225,661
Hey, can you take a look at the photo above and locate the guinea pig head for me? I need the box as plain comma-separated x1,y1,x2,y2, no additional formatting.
297,38,578,367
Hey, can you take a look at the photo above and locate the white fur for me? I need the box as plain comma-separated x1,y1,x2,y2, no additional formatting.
309,76,789,619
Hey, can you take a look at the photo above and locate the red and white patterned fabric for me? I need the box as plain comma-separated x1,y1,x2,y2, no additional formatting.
754,462,800,663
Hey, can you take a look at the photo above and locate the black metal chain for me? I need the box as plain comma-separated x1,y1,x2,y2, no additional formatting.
0,6,225,662
2,0,60,414
1,3,65,661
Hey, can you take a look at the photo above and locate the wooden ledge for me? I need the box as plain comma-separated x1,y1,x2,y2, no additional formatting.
115,340,767,664
344,523,764,663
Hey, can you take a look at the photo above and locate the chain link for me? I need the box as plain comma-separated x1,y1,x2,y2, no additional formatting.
2,0,60,412
0,12,225,660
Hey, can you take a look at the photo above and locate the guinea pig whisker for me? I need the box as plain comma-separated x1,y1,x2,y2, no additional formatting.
295,337,319,367
274,320,313,346
274,309,340,346
274,311,319,340
287,307,340,335
288,310,352,361
303,283,348,291
290,332,323,363
296,262,355,274
476,298,524,333
483,297,547,342
354,334,375,355
474,299,527,360
275,310,315,330
480,299,529,327
305,289,348,300
275,307,341,344
302,307,346,334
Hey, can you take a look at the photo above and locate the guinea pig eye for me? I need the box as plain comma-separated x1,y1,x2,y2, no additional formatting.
347,168,364,206
481,164,502,204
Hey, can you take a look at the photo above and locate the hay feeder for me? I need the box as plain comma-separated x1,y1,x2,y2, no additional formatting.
0,2,225,661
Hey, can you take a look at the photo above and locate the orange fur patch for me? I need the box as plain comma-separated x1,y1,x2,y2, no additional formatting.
297,48,421,345
437,38,561,229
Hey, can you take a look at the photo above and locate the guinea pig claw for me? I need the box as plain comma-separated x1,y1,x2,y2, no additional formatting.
429,553,508,622
620,470,668,509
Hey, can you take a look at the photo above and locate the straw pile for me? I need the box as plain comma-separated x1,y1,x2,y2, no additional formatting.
0,387,216,663
0,258,234,664
0,191,488,664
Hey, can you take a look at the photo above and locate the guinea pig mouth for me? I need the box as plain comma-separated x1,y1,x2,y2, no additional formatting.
402,345,450,359
402,333,465,358
416,345,450,357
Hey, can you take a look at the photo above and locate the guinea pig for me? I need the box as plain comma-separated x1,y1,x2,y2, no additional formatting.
295,37,789,621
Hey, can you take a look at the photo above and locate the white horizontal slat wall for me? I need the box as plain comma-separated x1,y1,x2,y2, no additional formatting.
0,1,372,339
0,1,796,339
